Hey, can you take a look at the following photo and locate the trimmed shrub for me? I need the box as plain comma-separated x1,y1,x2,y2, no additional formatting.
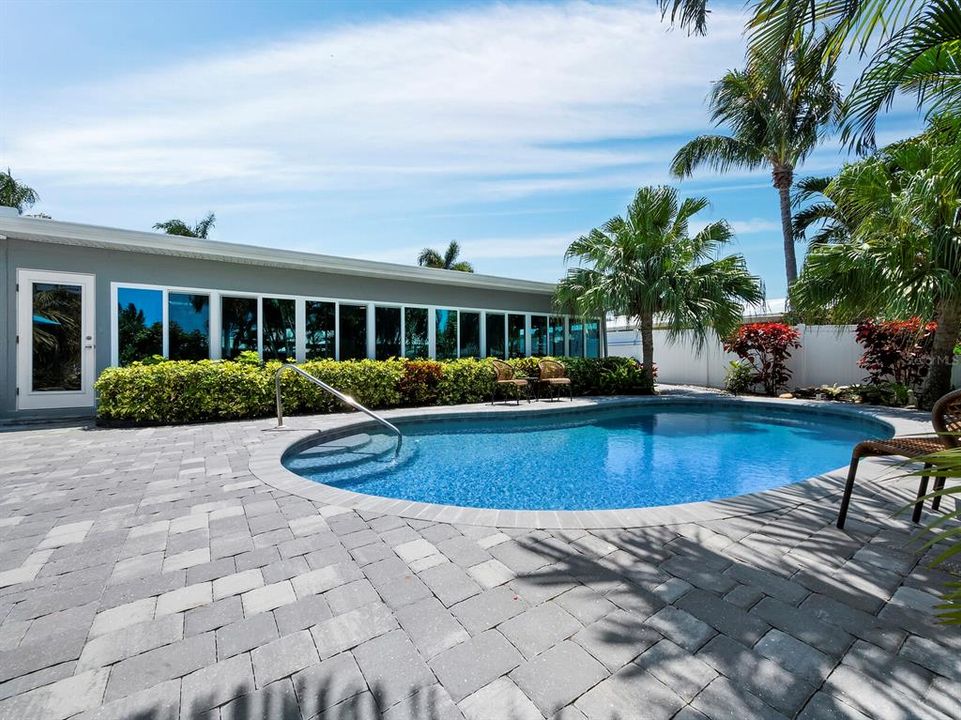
95,355,653,424
855,318,936,388
723,322,801,396
398,360,444,406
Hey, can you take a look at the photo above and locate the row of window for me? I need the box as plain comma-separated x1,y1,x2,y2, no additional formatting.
114,285,601,365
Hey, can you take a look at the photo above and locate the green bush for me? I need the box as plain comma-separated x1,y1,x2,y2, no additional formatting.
723,360,754,395
95,355,653,424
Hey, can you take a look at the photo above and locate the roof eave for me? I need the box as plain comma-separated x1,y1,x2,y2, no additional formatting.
0,216,556,295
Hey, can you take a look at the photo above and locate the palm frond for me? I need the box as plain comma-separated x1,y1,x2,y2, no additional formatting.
670,135,765,178
417,248,445,268
658,0,710,35
843,0,961,152
0,167,39,213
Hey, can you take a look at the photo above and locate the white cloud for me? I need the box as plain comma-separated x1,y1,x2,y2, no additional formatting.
360,214,779,268
4,1,749,198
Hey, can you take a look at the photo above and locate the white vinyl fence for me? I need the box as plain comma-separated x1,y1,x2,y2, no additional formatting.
607,324,959,390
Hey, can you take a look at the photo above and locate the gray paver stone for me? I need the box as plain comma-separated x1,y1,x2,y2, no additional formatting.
251,630,320,687
181,653,255,715
511,641,607,716
429,629,523,702
395,597,470,659
104,632,216,702
698,634,816,716
633,638,718,703
498,602,582,659
217,612,279,660
293,652,367,719
575,664,686,720
310,601,398,659
451,586,528,634
419,562,483,607
354,629,437,709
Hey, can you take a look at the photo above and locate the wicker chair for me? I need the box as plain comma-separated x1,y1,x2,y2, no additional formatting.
491,359,529,405
836,388,961,529
537,359,573,401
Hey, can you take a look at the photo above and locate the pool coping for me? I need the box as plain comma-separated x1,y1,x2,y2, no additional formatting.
248,390,932,529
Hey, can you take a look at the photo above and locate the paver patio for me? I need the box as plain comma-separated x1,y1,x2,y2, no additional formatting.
0,399,959,720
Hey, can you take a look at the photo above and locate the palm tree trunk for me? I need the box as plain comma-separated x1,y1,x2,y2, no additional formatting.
919,298,961,409
639,313,655,390
773,165,797,288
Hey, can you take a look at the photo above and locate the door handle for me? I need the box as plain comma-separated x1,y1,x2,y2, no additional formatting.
85,345,95,349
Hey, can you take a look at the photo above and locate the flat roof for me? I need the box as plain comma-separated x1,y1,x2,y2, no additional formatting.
0,215,556,295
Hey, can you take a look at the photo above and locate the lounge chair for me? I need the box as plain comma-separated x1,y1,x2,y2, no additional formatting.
837,388,961,529
491,359,530,405
537,359,573,401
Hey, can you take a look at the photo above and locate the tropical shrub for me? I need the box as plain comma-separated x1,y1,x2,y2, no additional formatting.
95,355,653,424
724,323,801,396
398,360,444,407
723,360,754,395
855,318,937,388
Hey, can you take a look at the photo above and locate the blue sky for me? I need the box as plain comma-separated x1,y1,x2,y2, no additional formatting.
1,0,923,299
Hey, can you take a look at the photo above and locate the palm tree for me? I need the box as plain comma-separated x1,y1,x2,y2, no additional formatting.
671,34,842,287
417,241,474,272
791,117,961,407
661,1,958,152
555,185,764,387
153,212,216,239
0,168,39,214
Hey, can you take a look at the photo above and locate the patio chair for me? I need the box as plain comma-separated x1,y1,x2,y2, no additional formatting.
491,359,530,405
537,359,573,401
836,388,961,529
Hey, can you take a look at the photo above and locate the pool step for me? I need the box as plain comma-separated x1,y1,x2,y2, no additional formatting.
285,433,400,473
294,433,373,458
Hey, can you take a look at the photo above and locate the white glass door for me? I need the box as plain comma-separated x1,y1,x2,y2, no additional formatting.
16,269,96,410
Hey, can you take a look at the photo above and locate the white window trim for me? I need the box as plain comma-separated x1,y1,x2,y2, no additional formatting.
110,281,598,366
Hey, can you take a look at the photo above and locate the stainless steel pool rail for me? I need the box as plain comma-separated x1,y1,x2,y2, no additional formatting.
275,364,403,459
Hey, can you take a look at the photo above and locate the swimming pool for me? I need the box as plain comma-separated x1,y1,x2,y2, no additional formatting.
282,402,890,511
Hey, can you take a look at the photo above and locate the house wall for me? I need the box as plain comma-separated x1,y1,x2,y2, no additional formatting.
1,238,557,418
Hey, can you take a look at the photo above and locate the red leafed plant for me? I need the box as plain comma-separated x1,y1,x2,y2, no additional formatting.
724,323,801,396
855,318,936,387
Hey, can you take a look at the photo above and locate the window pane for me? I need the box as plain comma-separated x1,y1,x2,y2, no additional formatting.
435,309,458,360
31,282,82,391
263,298,296,361
459,312,480,359
530,315,548,356
221,296,257,359
169,293,210,360
375,306,401,360
404,307,429,359
585,319,601,358
117,287,163,365
549,317,566,356
339,304,367,360
569,320,584,357
508,314,526,358
485,313,505,359
305,301,335,359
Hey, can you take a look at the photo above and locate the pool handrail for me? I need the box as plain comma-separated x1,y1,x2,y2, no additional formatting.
275,363,403,459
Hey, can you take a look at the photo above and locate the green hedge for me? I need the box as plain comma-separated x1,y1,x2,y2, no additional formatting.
95,356,654,424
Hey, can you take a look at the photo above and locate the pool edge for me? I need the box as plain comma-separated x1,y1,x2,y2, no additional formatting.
248,392,930,529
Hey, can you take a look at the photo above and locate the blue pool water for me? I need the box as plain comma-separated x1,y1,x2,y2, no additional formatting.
283,403,889,511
